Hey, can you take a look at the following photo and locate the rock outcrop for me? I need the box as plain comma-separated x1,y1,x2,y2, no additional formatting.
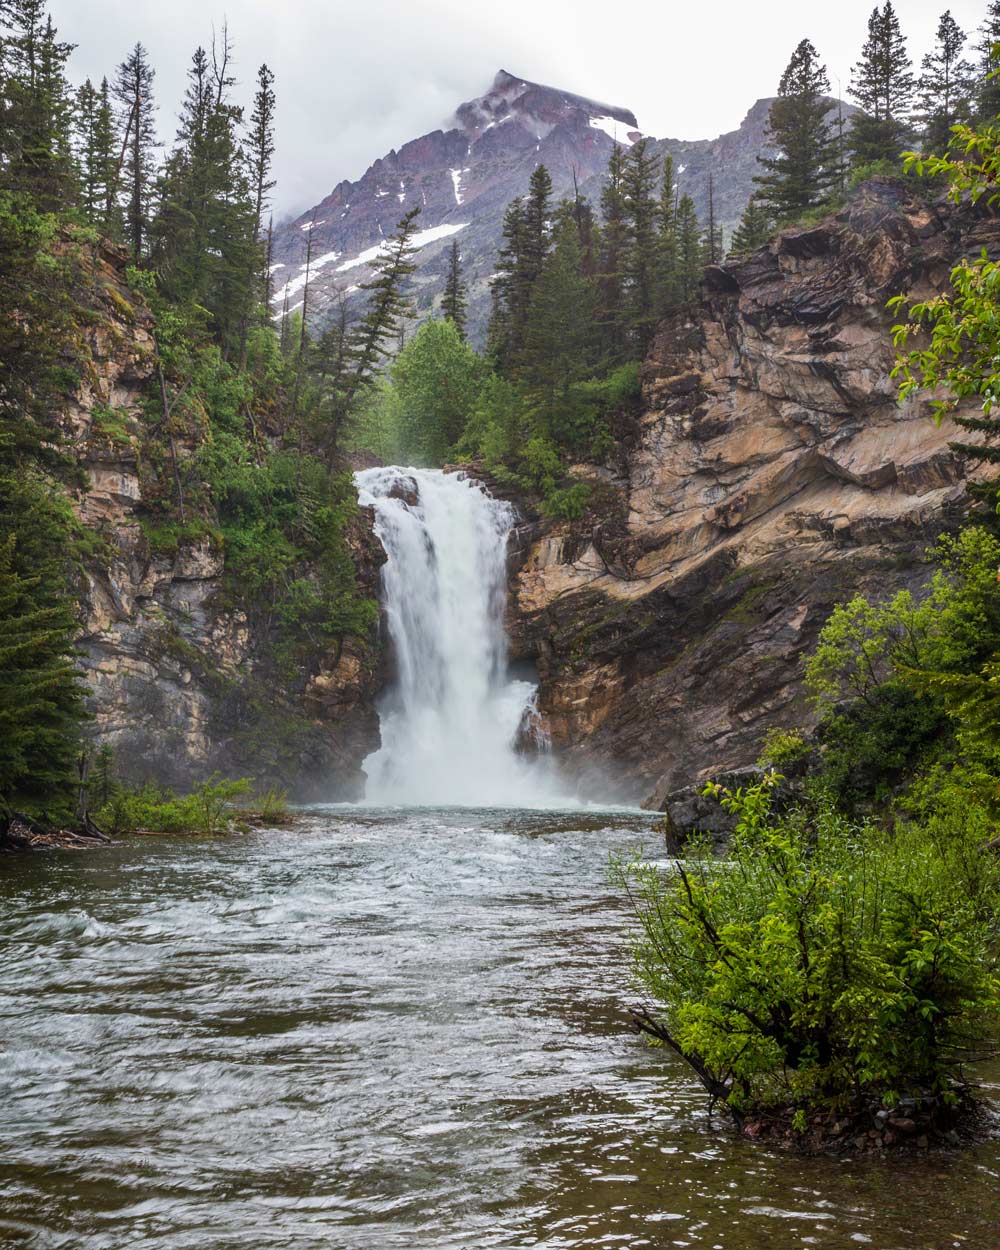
67,242,383,799
509,180,994,807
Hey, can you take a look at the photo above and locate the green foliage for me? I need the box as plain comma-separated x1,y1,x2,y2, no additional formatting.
617,776,1000,1115
754,39,840,222
390,319,485,465
0,471,89,820
96,774,253,835
849,2,915,166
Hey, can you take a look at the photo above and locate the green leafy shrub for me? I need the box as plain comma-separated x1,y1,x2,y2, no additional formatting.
616,775,1000,1119
96,775,253,835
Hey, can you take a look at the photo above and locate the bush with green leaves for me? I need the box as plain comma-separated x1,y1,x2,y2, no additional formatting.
96,774,253,836
616,775,1000,1120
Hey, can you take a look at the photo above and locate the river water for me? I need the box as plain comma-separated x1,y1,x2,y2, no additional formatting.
2,806,999,1250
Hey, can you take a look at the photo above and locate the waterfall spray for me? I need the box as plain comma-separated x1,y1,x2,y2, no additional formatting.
356,467,567,807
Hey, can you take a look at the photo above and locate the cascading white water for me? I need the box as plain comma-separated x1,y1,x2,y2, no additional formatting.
356,466,566,807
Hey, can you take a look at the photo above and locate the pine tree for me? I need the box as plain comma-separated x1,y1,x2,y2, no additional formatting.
621,136,660,355
74,76,116,229
347,205,420,395
0,473,89,821
675,194,702,306
596,142,628,362
729,195,773,257
974,1,1000,121
441,238,468,339
917,11,975,152
518,217,597,447
112,42,157,263
849,3,915,166
700,171,724,264
755,39,838,221
488,167,553,372
654,154,679,316
487,196,526,371
0,4,77,208
248,63,276,308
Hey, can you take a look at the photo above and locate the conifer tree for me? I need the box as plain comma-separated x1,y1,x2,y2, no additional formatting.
74,76,116,229
519,217,597,446
487,196,526,371
654,154,679,316
917,11,974,152
347,205,420,395
974,1,1000,121
0,473,88,821
488,167,553,372
0,4,76,208
621,136,660,354
755,38,838,221
112,42,157,263
597,142,629,362
675,194,703,306
849,3,915,166
441,238,468,339
729,194,773,256
248,62,276,306
700,171,724,264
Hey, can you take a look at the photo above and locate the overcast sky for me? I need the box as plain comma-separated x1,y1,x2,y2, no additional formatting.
49,0,989,219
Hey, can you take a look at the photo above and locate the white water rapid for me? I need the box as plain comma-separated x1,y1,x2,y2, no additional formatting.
356,466,568,807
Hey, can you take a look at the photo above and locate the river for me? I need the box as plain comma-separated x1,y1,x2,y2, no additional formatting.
2,806,999,1249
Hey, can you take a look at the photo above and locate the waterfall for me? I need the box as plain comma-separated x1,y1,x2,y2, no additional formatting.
355,466,565,807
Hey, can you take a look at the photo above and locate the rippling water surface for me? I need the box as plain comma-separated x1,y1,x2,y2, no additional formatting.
2,807,999,1249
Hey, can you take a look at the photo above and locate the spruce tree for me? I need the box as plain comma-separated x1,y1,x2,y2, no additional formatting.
849,3,915,166
675,194,703,306
347,205,420,395
248,63,276,307
729,195,773,256
441,238,468,339
596,142,628,362
0,472,88,821
112,42,157,263
654,154,679,316
621,137,660,355
487,196,526,371
700,171,724,264
975,1,1000,121
74,76,116,229
917,11,974,152
518,217,597,448
754,38,838,221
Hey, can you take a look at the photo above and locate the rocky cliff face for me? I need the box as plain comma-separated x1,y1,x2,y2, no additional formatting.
67,242,383,799
508,181,993,808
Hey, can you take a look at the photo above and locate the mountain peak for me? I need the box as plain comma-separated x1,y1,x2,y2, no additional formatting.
453,70,639,142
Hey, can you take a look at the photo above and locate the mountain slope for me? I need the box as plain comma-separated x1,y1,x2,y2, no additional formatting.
270,72,833,346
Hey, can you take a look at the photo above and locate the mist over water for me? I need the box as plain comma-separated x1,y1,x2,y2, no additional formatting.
356,467,572,807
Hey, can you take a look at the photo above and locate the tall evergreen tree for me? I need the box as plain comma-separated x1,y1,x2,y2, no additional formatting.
441,238,468,339
621,136,660,355
675,194,702,306
0,4,76,208
974,1,1000,121
74,76,116,229
248,62,276,307
700,171,724,264
0,472,88,822
654,153,679,316
112,41,157,263
917,11,975,152
488,166,553,372
518,217,597,447
755,38,838,221
347,205,420,397
729,194,773,257
597,142,629,362
849,3,915,166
